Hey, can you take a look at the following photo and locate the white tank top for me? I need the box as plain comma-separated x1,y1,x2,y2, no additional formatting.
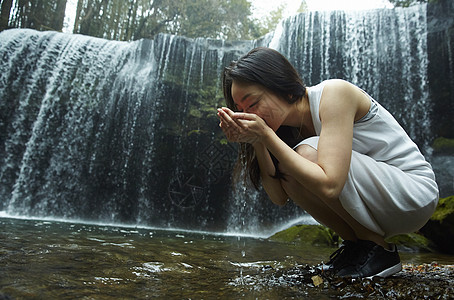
307,81,436,180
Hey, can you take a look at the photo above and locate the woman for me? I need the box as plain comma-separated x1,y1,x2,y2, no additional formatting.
217,47,439,278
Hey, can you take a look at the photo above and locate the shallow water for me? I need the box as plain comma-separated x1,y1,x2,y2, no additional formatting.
0,217,453,299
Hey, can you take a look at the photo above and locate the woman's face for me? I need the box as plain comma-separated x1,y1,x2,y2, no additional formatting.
231,81,288,131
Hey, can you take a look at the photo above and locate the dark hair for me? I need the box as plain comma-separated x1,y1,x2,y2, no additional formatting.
222,47,306,189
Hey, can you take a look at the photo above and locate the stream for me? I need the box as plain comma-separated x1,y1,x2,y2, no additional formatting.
0,217,453,299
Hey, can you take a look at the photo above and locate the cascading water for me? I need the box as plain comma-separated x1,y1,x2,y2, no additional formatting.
268,5,430,149
0,4,442,236
229,4,434,235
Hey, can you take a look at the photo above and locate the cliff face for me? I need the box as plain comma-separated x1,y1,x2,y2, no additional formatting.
0,2,452,233
427,0,454,140
427,0,454,197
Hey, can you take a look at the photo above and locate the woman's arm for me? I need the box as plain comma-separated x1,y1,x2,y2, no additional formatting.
218,108,289,205
261,80,360,201
219,79,365,202
253,142,289,206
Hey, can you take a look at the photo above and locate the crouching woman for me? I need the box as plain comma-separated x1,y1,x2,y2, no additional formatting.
217,47,439,278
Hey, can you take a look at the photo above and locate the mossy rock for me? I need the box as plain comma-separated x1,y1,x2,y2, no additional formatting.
432,137,454,155
420,196,454,254
386,233,434,253
269,224,337,247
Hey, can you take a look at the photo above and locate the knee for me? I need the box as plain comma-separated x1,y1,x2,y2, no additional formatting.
279,145,318,195
295,144,318,163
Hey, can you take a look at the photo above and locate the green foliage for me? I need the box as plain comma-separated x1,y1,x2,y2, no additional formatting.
387,0,430,7
3,0,66,32
431,196,454,222
176,0,257,40
420,196,454,254
2,0,309,40
71,0,262,41
252,4,286,37
251,1,308,38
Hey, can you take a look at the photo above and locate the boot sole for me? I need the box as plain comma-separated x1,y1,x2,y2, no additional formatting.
366,262,402,279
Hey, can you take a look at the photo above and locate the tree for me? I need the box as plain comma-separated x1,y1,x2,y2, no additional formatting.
219,0,257,40
174,0,256,40
387,0,428,7
72,0,260,41
297,0,308,12
251,0,308,38
6,0,67,32
130,0,186,40
0,0,13,31
1,0,308,41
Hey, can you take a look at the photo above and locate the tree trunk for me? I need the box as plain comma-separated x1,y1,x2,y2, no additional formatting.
50,0,68,31
0,0,13,31
73,0,83,32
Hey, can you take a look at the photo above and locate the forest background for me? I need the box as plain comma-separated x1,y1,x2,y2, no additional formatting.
0,0,427,42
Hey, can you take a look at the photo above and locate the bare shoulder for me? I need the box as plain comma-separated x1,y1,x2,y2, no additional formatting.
322,79,361,99
320,79,368,121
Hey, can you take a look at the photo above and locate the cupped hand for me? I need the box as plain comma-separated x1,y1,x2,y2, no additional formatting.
217,107,271,144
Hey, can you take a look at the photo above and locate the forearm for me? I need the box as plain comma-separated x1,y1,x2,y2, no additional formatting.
253,142,289,206
261,131,340,201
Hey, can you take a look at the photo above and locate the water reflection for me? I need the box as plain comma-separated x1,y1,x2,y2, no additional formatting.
0,217,452,299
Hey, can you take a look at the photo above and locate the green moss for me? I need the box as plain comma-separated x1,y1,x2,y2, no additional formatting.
431,196,454,221
269,225,337,247
432,137,454,155
420,196,454,254
219,138,228,145
187,129,202,136
189,108,202,118
386,233,433,252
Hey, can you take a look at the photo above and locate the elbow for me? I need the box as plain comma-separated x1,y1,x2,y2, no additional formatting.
267,186,289,206
271,195,288,206
319,179,344,202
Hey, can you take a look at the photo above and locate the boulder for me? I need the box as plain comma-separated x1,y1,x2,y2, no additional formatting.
432,137,454,155
270,224,438,253
420,196,454,254
386,233,434,253
268,224,338,247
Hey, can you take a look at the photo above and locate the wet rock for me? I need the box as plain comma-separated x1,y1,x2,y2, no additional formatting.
420,196,454,254
268,224,338,247
386,233,434,252
432,137,454,155
271,224,439,253
261,263,454,299
0,293,13,300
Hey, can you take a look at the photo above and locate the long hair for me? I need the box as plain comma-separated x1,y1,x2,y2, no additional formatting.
222,47,306,189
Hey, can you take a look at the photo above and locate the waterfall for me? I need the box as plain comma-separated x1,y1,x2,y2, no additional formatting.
269,5,430,149
227,5,433,235
0,4,442,235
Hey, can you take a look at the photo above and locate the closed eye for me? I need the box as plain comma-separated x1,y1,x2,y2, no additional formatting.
249,98,261,109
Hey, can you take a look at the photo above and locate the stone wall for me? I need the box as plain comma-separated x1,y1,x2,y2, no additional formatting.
427,0,454,197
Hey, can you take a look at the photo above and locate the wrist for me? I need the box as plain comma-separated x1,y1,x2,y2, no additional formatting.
260,127,275,145
253,127,271,146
